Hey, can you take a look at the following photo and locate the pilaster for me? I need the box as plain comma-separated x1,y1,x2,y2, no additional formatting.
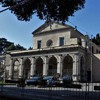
43,56,49,76
19,58,24,78
30,57,36,77
72,54,80,81
57,55,63,77
9,58,13,79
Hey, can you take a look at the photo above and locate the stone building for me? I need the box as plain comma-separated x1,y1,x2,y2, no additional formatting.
2,21,100,82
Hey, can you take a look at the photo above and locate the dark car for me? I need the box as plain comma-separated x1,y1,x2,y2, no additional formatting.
16,78,26,87
25,76,42,86
62,75,72,87
0,75,3,81
43,76,55,87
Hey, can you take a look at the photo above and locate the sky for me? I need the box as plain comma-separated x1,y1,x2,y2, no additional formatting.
0,0,100,49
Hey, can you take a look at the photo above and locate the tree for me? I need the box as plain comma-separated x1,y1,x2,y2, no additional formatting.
92,33,100,45
15,44,26,50
0,38,26,54
0,0,85,23
0,38,14,54
28,47,33,50
6,44,15,51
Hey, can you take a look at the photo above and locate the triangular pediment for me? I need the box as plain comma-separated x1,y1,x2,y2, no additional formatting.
32,21,72,35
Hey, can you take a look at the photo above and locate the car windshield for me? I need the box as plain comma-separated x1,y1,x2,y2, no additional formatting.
43,76,53,80
63,75,72,79
31,77,40,80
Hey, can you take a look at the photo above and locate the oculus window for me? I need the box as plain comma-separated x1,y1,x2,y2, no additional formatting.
46,39,53,47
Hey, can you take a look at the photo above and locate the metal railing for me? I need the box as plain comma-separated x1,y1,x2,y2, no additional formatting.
0,81,100,100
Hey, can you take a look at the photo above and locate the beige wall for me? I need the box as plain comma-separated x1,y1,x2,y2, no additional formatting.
33,28,83,49
32,22,100,53
33,30,71,49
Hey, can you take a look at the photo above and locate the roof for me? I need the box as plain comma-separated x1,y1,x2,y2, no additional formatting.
32,21,73,35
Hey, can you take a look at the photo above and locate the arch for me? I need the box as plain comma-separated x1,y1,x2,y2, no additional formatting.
35,57,43,76
48,56,57,76
23,58,31,79
62,55,73,76
12,59,20,79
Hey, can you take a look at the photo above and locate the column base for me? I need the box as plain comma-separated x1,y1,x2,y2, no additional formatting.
18,75,23,79
8,75,12,80
72,75,80,82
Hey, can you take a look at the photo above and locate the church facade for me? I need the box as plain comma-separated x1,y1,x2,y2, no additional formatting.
4,21,100,82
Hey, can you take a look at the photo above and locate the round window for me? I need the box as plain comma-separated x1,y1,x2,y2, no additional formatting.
46,39,53,47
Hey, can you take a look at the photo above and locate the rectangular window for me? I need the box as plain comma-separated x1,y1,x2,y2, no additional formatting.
37,40,41,49
59,37,64,46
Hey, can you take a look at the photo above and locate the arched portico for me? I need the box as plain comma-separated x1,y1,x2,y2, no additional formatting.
80,56,85,81
35,57,43,76
23,58,31,79
62,55,73,77
13,59,20,79
48,56,57,76
8,53,82,82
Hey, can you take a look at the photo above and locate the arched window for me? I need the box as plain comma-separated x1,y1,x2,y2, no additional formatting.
36,57,43,76
23,58,31,79
62,55,73,77
48,56,57,76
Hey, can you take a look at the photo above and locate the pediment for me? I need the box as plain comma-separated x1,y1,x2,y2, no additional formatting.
32,21,72,35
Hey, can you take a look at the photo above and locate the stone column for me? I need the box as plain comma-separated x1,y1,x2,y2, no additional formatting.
43,56,48,76
19,58,24,78
57,55,63,77
9,58,13,80
72,54,80,81
30,57,36,78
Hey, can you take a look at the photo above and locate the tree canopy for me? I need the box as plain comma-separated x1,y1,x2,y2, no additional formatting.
0,0,85,23
0,38,26,54
92,33,100,45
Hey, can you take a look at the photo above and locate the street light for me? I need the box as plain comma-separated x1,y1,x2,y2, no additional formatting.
90,35,93,82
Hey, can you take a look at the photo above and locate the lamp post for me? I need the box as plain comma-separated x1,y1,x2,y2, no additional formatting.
91,35,93,82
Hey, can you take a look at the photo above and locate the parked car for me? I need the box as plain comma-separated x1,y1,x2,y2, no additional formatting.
16,78,26,87
62,75,72,87
25,76,42,86
43,76,56,87
0,76,3,81
55,78,63,87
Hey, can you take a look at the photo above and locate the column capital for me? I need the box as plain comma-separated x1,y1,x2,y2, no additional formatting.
11,58,13,60
32,57,35,59
45,55,48,57
59,54,63,57
30,57,35,60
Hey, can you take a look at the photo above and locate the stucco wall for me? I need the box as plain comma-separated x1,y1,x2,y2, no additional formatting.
33,30,72,49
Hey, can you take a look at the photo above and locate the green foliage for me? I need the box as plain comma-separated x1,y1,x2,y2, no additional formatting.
0,38,26,54
6,44,15,51
28,47,33,50
92,33,100,45
0,0,85,23
15,44,26,50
